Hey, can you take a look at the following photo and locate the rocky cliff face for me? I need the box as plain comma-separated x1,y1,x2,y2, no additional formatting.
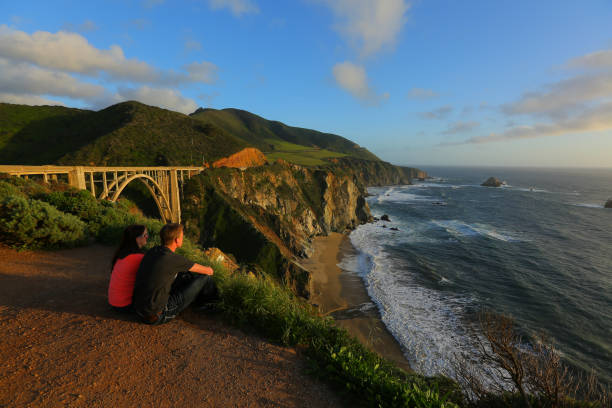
327,157,427,186
181,159,425,297
181,160,372,296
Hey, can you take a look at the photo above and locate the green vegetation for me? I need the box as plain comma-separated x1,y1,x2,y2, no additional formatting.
190,107,381,163
0,101,383,167
0,101,248,165
263,139,348,166
0,175,163,248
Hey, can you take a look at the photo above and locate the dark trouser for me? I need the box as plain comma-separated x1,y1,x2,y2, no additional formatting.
154,272,219,325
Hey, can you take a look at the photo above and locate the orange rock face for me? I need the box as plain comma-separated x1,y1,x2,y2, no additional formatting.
212,147,267,169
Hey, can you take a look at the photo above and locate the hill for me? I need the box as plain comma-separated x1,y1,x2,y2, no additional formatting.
0,101,248,166
190,107,380,165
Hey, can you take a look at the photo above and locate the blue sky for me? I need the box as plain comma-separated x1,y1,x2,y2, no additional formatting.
1,0,612,167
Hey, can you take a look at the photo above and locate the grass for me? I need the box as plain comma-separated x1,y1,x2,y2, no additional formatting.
263,139,348,166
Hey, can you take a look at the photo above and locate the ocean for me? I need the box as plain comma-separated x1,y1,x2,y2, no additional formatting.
338,166,612,385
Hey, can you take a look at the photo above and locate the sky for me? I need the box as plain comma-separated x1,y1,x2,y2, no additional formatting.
1,0,612,168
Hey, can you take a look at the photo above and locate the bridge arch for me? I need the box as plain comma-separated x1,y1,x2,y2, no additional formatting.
103,173,173,223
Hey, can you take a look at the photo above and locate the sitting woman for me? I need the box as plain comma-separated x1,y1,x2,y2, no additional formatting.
108,224,148,312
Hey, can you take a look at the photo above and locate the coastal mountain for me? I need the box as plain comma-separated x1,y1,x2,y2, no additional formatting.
0,101,248,166
190,107,380,165
0,101,380,167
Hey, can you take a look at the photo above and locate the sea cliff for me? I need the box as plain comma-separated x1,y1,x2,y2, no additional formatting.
181,159,426,296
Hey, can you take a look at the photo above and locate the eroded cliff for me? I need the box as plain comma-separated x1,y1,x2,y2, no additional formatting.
181,159,426,297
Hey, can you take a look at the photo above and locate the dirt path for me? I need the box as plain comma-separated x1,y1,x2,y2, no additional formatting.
0,245,344,408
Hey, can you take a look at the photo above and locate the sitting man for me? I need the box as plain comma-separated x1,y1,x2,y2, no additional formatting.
133,223,219,324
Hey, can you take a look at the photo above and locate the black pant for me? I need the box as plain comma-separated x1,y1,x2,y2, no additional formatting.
155,272,219,324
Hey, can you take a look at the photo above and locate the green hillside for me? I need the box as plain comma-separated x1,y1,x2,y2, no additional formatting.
0,101,248,166
0,101,380,167
190,107,381,164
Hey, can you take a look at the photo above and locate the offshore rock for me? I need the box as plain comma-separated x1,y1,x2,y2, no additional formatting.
381,214,391,222
482,177,503,187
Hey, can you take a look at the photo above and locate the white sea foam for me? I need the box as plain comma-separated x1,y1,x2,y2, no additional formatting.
374,186,437,204
573,203,604,209
432,220,521,242
343,223,479,378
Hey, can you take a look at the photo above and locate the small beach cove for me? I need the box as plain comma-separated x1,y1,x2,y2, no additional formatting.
0,245,344,408
303,233,412,372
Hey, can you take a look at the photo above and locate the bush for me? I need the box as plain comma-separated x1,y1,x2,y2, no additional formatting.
0,195,87,249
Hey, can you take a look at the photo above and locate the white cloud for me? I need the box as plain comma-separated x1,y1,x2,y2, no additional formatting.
0,58,104,98
442,121,479,135
419,105,453,120
116,86,198,114
0,26,218,86
501,73,612,118
333,61,384,103
208,0,259,16
566,50,612,70
407,87,439,100
0,93,64,106
452,101,612,145
317,0,410,57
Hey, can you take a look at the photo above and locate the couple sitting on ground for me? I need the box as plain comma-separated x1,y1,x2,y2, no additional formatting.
107,223,220,324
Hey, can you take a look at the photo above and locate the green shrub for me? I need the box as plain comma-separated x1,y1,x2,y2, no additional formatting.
0,195,87,249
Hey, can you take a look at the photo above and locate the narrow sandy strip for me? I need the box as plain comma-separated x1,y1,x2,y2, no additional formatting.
0,245,344,408
303,233,412,372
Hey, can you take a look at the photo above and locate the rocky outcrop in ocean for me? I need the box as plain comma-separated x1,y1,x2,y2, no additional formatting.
482,177,503,187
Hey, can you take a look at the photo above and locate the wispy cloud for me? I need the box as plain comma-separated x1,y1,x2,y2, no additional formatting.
456,47,612,145
419,105,453,120
441,121,480,135
332,61,387,104
61,20,99,33
208,0,259,16
128,18,151,30
115,86,198,114
317,0,410,57
184,39,202,52
449,101,612,145
407,87,439,100
500,72,612,118
0,92,64,106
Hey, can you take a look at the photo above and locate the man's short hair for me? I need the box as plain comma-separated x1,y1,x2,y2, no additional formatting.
160,223,184,246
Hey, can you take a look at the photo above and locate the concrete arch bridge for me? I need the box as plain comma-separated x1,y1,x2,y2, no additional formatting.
0,165,205,223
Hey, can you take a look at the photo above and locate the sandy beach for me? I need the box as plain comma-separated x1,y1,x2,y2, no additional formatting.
303,233,411,372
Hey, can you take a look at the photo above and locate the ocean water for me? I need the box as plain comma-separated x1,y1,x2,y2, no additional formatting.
339,167,612,385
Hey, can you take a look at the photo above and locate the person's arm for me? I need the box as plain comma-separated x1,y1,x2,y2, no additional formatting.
189,263,214,276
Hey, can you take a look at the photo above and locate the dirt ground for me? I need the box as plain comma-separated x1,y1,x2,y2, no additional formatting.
0,245,345,408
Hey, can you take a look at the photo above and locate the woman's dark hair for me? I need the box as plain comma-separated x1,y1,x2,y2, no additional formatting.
111,224,146,269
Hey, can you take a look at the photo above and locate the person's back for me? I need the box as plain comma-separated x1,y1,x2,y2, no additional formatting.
132,223,218,325
132,245,193,318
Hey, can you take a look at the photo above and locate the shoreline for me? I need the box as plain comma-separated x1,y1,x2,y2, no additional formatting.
302,232,412,372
